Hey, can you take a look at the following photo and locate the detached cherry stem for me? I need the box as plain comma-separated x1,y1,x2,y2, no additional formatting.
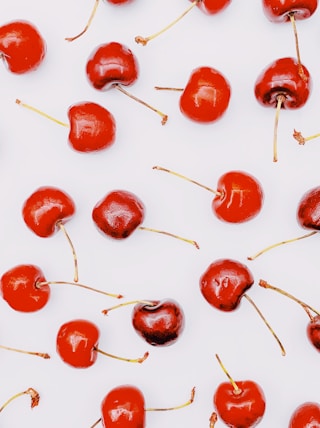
210,412,218,427
273,94,285,162
0,388,40,413
288,12,307,82
135,0,199,46
293,129,320,145
114,84,168,125
16,99,68,127
94,347,149,364
0,344,50,359
65,0,100,42
145,386,195,411
138,226,199,249
102,299,156,315
36,280,123,299
247,230,318,260
215,354,242,395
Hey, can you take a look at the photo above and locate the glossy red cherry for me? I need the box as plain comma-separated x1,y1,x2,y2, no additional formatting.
307,315,320,351
297,186,320,230
262,0,318,22
289,402,320,427
195,0,232,14
0,20,46,74
132,299,185,346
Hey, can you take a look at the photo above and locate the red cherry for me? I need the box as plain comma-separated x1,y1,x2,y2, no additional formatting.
297,186,320,230
0,20,46,74
307,315,320,352
262,0,318,22
289,402,320,428
107,0,134,4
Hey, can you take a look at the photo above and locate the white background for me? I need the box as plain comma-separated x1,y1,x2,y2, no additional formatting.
0,0,320,426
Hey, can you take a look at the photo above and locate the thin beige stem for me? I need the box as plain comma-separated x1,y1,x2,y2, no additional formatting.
102,300,155,315
273,94,285,162
15,99,68,127
259,279,320,316
57,222,79,283
154,86,184,91
289,13,307,81
243,294,286,356
247,230,318,260
0,345,50,359
36,280,123,299
95,348,149,364
135,0,199,45
65,0,100,42
152,165,221,196
138,226,199,249
293,129,320,145
215,354,241,395
145,387,195,411
114,85,168,125
0,388,40,412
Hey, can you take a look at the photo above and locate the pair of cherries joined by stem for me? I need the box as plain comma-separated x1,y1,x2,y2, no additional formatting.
90,384,195,428
289,402,320,427
0,20,46,74
153,166,264,224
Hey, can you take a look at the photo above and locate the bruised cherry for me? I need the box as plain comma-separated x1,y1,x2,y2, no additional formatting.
0,20,46,74
289,402,320,428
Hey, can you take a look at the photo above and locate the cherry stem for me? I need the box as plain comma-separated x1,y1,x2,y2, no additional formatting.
135,0,199,46
94,347,149,364
293,129,320,145
0,388,40,413
57,221,79,283
154,86,183,91
247,230,318,260
65,0,100,42
152,165,221,196
145,386,195,411
114,84,168,125
0,344,50,359
259,279,320,317
273,94,285,162
138,226,199,249
101,299,156,315
288,13,307,82
215,354,242,395
243,294,286,356
36,280,123,299
15,99,68,127
89,419,101,428
209,412,218,427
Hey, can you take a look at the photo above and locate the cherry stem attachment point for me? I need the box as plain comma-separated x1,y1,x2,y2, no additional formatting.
288,13,307,81
210,412,218,427
145,387,195,411
138,226,199,249
65,0,100,42
293,129,320,145
273,94,285,162
36,280,123,299
0,344,50,359
114,84,168,125
57,221,79,283
15,99,68,127
243,294,286,356
215,354,242,395
247,230,318,260
101,299,156,315
135,0,199,46
95,348,149,364
0,388,40,413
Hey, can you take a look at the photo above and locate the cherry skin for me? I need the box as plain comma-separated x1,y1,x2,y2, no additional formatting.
0,20,46,74
22,186,75,238
289,402,320,428
200,259,254,311
262,0,318,22
92,190,145,239
195,0,232,14
0,264,50,313
214,380,266,428
86,41,138,91
56,319,99,368
101,385,145,428
107,0,134,3
68,102,116,152
132,299,185,346
212,171,264,223
307,315,320,352
297,186,320,231
179,66,231,123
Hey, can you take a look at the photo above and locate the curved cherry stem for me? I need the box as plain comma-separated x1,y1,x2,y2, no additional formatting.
153,165,222,196
243,294,286,356
102,299,156,315
138,226,199,249
0,388,40,413
57,221,79,283
293,129,320,145
209,412,218,427
65,0,100,42
114,84,168,125
273,94,285,162
135,0,199,46
247,230,318,260
288,13,307,82
145,386,195,411
94,347,149,364
215,354,242,395
0,344,50,359
37,280,123,299
16,99,68,127
259,279,320,317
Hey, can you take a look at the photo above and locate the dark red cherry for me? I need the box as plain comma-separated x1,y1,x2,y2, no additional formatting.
289,402,320,428
0,264,50,313
262,0,318,22
307,315,320,352
195,0,232,14
132,299,185,346
0,20,46,74
297,186,320,230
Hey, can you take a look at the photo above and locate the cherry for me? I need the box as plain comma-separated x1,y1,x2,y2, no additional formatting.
289,402,320,427
200,258,285,355
154,66,231,123
22,186,78,281
0,264,122,313
16,99,116,153
56,319,148,368
153,166,264,223
92,189,199,248
0,388,40,413
90,384,195,428
214,354,266,428
135,0,231,45
0,20,46,74
102,298,185,346
86,41,168,124
254,56,311,162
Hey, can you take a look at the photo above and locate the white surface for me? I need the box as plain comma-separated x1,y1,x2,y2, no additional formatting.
0,0,320,427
